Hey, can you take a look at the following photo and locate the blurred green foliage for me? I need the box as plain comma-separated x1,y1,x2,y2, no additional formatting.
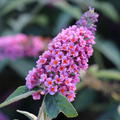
0,0,120,120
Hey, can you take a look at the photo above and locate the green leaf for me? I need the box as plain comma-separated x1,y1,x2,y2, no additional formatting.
33,14,49,26
73,89,96,111
97,103,120,120
0,0,7,8
71,0,119,22
93,1,119,22
44,93,78,119
53,12,72,35
9,59,35,77
0,0,37,16
95,38,120,70
8,14,32,32
89,65,120,81
44,94,59,119
92,70,120,81
0,86,35,108
55,93,78,118
17,110,37,120
54,1,81,19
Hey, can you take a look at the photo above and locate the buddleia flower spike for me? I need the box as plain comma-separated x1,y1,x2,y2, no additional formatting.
26,7,99,102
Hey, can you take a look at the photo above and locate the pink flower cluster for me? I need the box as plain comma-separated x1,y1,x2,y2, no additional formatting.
26,8,98,102
0,34,50,60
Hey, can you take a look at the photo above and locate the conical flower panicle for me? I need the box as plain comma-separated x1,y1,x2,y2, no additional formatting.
26,8,98,102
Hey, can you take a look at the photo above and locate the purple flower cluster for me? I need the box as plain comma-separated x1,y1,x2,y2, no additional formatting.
76,7,99,33
26,8,98,102
0,34,49,60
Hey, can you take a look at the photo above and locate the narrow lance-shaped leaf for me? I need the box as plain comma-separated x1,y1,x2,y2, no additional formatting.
93,1,119,22
95,38,120,70
0,86,35,108
17,110,37,120
54,1,81,19
89,65,120,81
53,12,72,35
71,0,119,22
0,0,37,16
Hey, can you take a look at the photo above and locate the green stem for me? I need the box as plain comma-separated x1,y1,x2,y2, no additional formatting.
37,102,44,120
37,102,51,120
90,70,120,81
